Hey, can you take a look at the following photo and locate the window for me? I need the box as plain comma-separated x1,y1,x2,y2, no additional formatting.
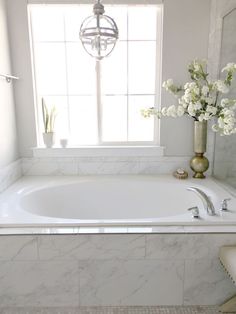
29,4,162,146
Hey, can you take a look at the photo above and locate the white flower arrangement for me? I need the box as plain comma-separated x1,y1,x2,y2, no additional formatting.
142,60,236,136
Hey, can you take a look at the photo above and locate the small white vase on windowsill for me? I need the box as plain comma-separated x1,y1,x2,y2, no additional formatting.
43,132,55,148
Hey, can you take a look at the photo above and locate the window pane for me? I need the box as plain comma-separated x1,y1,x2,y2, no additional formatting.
128,7,157,40
106,6,128,40
64,6,91,42
101,41,127,95
102,96,127,142
69,96,98,145
33,43,67,95
66,43,96,95
128,96,155,141
30,6,65,42
128,41,156,94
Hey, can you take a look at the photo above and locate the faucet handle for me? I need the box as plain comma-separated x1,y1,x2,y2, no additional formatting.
220,198,231,211
188,206,200,218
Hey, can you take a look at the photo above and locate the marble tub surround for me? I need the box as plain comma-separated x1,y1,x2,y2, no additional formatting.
0,159,22,193
21,156,195,176
0,234,235,307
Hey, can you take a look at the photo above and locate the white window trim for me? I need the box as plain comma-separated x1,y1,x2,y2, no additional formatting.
28,1,163,4
28,2,164,151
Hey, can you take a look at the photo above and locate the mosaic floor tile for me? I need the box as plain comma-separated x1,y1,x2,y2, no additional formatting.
0,306,219,314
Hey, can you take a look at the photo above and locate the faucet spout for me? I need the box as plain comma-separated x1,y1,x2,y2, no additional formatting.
187,187,216,216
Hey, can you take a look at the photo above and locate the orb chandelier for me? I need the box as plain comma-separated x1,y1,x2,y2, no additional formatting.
79,0,119,60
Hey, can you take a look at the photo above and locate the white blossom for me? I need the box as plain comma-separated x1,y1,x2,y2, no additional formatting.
202,85,209,96
214,80,229,93
162,79,173,89
220,98,229,107
177,105,185,117
206,105,217,115
205,97,214,105
161,107,168,116
198,114,205,122
194,102,202,110
204,112,211,120
187,104,196,117
221,63,236,72
166,105,177,117
141,60,236,136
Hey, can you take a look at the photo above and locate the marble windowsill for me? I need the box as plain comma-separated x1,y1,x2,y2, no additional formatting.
32,146,165,158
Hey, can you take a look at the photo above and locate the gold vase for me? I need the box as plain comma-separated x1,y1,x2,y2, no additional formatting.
190,121,209,179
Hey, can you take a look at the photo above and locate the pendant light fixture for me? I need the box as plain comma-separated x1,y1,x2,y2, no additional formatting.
79,0,119,60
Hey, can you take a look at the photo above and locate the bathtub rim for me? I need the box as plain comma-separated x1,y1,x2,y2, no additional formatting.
0,174,236,234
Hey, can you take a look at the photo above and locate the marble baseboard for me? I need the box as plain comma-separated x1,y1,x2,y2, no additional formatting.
21,156,202,176
0,306,220,313
0,159,22,193
0,234,235,306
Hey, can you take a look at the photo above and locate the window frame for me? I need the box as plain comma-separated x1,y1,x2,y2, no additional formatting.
28,3,163,148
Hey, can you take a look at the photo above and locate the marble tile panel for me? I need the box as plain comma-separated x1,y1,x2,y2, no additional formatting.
0,160,22,194
184,259,235,305
22,158,59,176
0,260,79,307
0,236,37,260
79,259,184,306
38,235,145,260
138,161,191,175
77,161,141,175
146,234,236,260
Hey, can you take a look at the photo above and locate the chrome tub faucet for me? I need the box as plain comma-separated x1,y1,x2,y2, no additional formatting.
187,187,216,216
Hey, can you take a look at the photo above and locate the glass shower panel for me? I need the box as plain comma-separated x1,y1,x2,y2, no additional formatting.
213,8,236,189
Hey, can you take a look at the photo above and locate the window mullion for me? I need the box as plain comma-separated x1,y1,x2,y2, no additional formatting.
154,6,163,145
63,13,71,139
96,60,102,144
126,7,129,142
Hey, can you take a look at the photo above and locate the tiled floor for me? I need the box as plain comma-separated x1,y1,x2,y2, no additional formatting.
0,307,220,314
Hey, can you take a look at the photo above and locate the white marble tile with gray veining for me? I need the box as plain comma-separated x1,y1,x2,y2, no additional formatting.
77,161,141,175
0,260,79,307
138,161,191,175
22,158,60,176
0,236,38,260
184,258,235,305
21,156,196,176
0,160,22,193
38,235,145,260
146,234,236,260
79,259,184,306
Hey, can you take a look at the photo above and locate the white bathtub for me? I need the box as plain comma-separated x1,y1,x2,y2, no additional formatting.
0,175,236,227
